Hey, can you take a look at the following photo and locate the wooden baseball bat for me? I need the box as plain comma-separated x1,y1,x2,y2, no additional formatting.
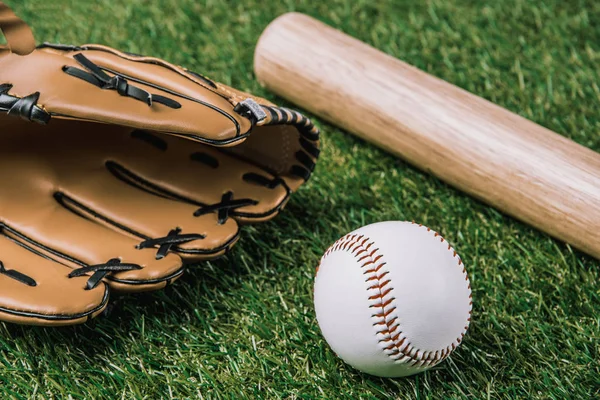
254,13,600,260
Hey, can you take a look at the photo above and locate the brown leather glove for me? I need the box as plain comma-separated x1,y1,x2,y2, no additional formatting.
0,3,319,326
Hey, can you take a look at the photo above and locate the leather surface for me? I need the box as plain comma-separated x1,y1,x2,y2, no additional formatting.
0,116,308,325
0,2,320,325
0,46,252,141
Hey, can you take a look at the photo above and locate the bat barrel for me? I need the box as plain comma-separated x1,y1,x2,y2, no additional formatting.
254,13,600,259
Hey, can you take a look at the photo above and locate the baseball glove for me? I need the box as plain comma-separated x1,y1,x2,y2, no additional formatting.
0,3,320,326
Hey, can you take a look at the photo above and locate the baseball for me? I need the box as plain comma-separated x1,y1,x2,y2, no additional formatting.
314,221,472,377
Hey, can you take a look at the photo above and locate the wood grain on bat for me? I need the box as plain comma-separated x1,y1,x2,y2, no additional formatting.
254,13,600,259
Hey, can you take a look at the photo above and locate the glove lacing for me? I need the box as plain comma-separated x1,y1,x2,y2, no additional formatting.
63,53,182,109
137,228,205,260
68,258,142,290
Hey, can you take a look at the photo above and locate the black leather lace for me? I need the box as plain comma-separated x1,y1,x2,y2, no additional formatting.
68,258,141,290
137,228,205,260
194,191,257,224
0,83,50,124
0,261,36,287
63,54,181,109
136,192,254,258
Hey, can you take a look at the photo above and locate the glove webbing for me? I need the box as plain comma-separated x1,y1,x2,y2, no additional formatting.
262,105,320,181
233,100,320,182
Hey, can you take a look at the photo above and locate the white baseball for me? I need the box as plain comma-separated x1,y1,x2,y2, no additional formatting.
314,221,472,377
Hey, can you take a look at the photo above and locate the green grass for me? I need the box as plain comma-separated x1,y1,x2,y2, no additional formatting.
2,0,599,398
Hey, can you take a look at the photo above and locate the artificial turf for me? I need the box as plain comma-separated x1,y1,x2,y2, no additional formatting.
1,0,599,398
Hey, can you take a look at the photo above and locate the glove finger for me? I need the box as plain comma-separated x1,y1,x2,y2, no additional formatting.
112,129,292,223
0,234,108,326
57,167,240,261
1,201,184,292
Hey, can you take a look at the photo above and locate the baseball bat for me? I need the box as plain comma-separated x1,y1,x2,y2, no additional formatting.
254,13,600,260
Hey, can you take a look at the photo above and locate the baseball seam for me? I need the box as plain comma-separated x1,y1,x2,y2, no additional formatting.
319,222,472,368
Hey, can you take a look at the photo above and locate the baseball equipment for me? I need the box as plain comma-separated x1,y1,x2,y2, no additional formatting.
314,221,472,377
0,3,319,326
254,13,600,260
